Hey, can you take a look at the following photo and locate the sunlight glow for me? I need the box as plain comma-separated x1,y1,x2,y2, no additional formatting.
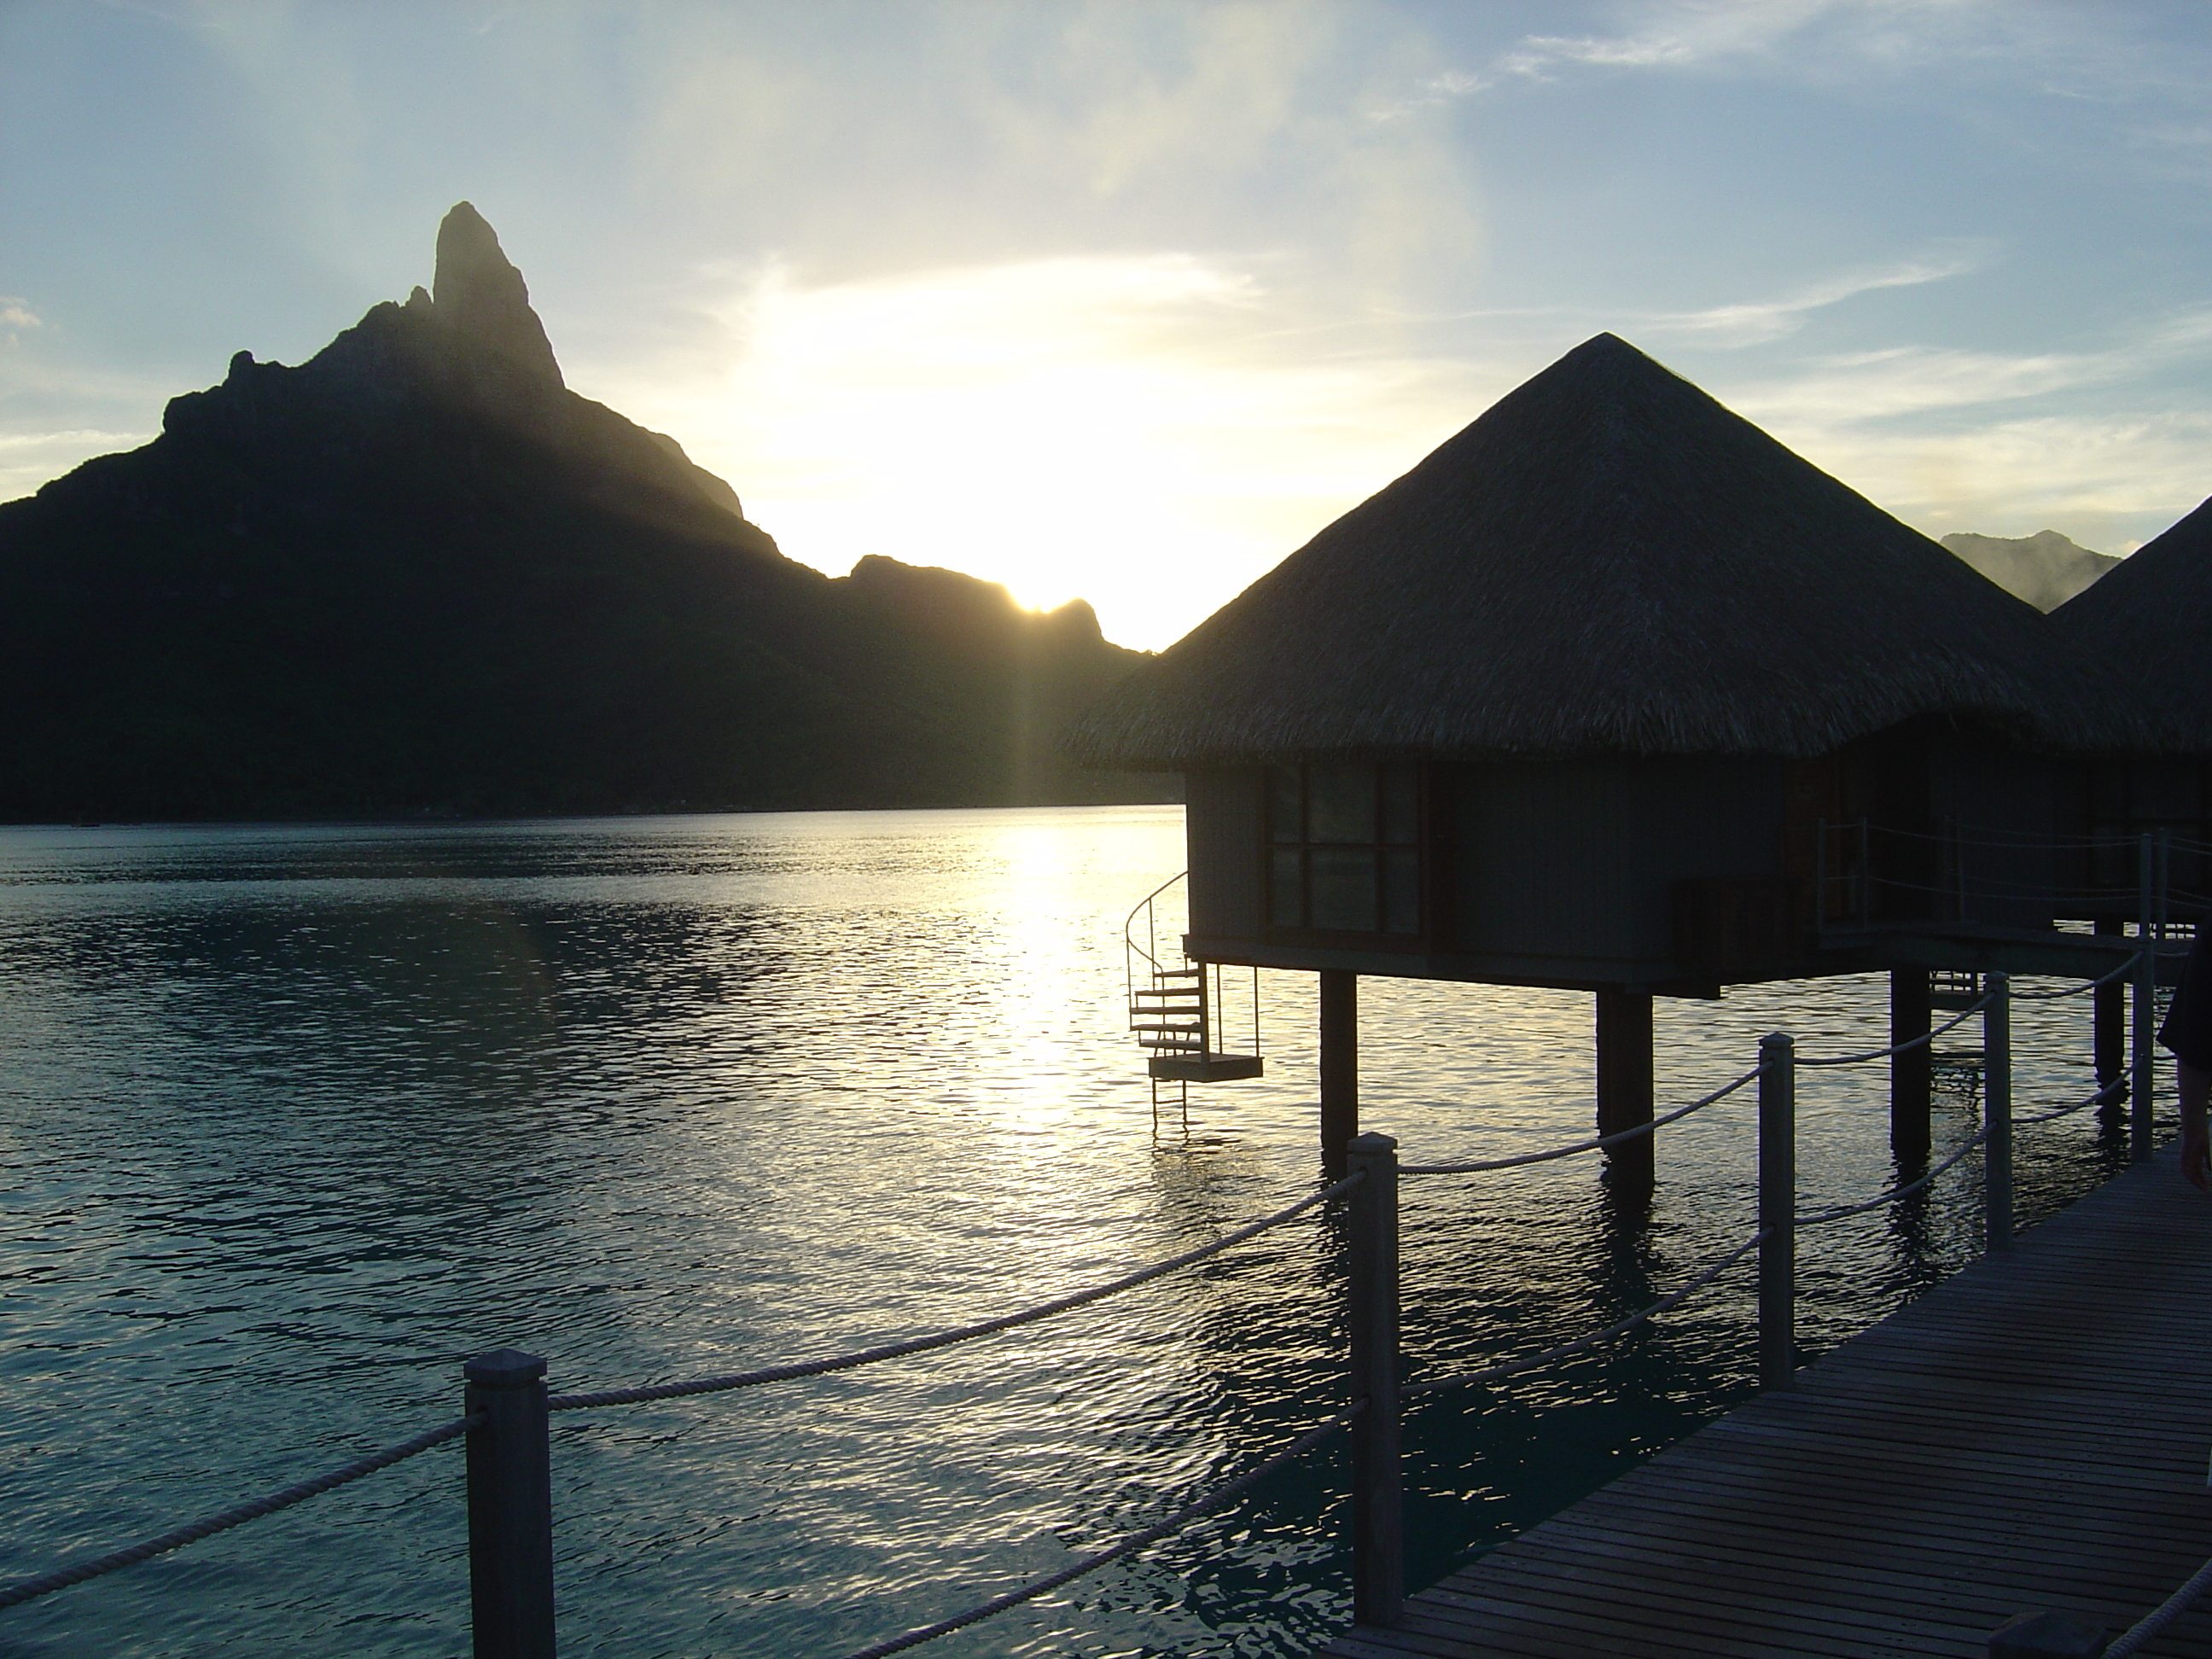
597,256,1489,651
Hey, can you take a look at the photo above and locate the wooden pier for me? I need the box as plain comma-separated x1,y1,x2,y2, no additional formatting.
1323,1155,2212,1659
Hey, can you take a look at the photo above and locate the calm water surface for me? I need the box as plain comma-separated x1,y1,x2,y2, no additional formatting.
0,807,2145,1658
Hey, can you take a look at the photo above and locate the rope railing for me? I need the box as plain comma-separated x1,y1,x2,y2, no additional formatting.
1851,822,2200,854
0,938,2157,1654
2103,1553,2212,1657
1403,1231,1767,1396
0,1412,480,1613
1796,992,1994,1067
2011,958,2140,999
1796,1129,1991,1230
547,1173,1361,1412
835,1403,1364,1659
1400,1067,1761,1178
2012,1077,2128,1127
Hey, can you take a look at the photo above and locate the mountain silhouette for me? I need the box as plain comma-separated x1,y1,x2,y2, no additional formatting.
0,204,1162,820
1939,528,2121,612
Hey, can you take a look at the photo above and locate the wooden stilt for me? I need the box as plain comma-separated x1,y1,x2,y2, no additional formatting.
1889,967,1932,1157
1319,970,1359,1175
1595,987,1654,1184
2094,917,2126,1097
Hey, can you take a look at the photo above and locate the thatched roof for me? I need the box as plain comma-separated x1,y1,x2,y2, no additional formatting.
1073,334,2148,769
2051,496,2212,751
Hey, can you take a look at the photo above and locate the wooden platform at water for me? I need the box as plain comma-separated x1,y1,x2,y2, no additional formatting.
1321,1156,2212,1658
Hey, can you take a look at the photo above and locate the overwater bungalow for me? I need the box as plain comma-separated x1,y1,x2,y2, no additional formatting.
2051,495,2212,922
1074,334,2147,1167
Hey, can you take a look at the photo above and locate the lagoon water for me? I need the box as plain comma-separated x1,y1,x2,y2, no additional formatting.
0,806,2142,1658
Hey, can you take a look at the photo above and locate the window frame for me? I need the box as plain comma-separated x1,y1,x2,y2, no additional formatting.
1259,760,1437,947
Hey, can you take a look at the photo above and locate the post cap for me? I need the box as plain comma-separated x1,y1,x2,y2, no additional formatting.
464,1348,548,1387
1347,1132,1399,1155
1988,1610,2108,1658
1761,1030,1794,1048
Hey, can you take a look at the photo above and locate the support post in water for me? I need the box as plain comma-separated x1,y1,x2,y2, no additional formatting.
1319,971,1359,1175
465,1349,556,1659
2133,834,2156,1164
1757,1033,1796,1392
1984,972,2012,1253
1595,986,1655,1185
2094,918,2127,1096
1889,967,1933,1158
1345,1132,1403,1630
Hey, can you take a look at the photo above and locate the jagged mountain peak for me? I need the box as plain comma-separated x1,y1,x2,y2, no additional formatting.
428,201,563,389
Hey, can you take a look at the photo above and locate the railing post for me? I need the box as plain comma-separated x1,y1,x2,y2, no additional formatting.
1320,972,1359,1175
1984,973,2012,1253
2133,833,2156,1164
465,1349,556,1659
1890,968,1933,1159
1758,1033,1796,1392
1345,1132,1402,1629
2093,918,2126,1095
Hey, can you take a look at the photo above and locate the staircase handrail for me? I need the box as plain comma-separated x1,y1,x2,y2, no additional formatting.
1123,870,1188,984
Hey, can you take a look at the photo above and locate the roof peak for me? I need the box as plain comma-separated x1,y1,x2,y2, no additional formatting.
1072,334,2139,765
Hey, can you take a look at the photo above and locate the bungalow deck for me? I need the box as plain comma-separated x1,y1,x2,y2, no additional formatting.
1320,1155,2212,1659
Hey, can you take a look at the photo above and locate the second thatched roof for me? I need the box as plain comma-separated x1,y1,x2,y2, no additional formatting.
1074,334,2148,770
2051,494,2212,751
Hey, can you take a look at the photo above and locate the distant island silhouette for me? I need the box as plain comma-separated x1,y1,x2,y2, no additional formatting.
1939,528,2122,612
0,203,1169,822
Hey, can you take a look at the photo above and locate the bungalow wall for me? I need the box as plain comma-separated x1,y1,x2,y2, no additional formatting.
1181,725,2064,992
1924,731,2057,932
1184,758,1797,989
1445,757,1787,983
2053,756,2212,922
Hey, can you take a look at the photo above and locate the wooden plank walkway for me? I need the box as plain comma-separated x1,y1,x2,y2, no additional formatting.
1321,1156,2212,1659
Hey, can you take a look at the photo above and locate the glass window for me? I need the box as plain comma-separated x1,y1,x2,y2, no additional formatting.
1307,763,1377,844
1381,765,1420,846
1382,848,1421,934
1269,847,1305,928
1263,764,1426,937
1266,766,1302,844
1310,847,1377,931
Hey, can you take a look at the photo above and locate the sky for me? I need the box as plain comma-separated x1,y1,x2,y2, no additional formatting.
4,1,2212,650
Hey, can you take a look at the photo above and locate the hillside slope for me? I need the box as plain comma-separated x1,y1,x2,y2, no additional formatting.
0,205,1161,820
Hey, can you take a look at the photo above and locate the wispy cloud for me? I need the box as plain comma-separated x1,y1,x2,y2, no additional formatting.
1376,0,1851,112
1499,1,1843,82
1727,304,2212,428
1643,248,1989,346
0,300,41,344
1379,0,2212,119
1366,71,1489,122
1708,303,2212,544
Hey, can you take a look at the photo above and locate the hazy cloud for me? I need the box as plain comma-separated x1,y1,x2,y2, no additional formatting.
1644,249,1989,346
1710,304,2212,549
578,251,1496,651
0,427,150,503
